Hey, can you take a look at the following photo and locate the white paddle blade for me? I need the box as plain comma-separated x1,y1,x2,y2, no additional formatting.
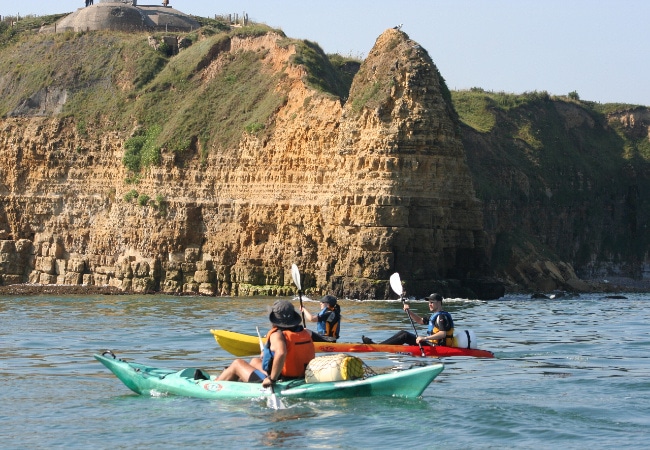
268,393,285,410
291,264,302,290
255,326,264,352
389,272,403,297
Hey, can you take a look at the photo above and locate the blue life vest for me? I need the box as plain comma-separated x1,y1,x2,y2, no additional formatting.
427,311,455,345
316,305,340,339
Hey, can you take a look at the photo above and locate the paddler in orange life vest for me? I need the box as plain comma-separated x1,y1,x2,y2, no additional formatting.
362,293,455,346
300,295,341,342
216,300,315,387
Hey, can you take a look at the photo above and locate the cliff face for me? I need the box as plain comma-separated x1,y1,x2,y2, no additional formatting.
460,96,650,292
0,27,499,298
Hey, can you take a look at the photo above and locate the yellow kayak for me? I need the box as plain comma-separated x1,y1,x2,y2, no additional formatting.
210,329,494,358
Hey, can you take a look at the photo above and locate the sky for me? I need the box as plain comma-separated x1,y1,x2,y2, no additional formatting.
5,1,650,106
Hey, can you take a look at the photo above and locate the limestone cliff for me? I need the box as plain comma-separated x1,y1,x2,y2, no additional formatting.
0,25,501,299
458,93,650,293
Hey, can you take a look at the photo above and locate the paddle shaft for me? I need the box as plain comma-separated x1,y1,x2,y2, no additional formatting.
403,296,426,357
256,327,284,409
291,264,306,327
298,291,306,328
390,273,425,357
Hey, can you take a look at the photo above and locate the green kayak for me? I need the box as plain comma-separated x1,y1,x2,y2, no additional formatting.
95,351,444,400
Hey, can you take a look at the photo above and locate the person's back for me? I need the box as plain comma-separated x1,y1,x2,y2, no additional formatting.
217,300,314,384
264,325,314,379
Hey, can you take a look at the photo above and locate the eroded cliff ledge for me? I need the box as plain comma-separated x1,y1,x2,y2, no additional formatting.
0,27,503,299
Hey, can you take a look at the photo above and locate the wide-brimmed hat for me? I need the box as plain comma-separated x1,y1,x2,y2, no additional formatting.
425,293,443,302
268,300,302,328
320,295,337,307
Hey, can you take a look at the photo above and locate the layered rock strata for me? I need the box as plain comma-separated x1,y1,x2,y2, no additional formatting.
0,29,498,298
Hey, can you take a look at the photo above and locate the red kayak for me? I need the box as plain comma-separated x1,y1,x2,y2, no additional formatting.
210,329,495,358
313,341,494,358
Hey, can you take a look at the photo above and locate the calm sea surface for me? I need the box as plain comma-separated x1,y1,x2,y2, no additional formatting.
1,292,648,449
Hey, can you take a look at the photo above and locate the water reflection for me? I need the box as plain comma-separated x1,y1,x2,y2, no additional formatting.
260,428,307,447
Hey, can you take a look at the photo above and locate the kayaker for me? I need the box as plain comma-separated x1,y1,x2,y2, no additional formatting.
216,300,315,386
362,293,455,346
300,294,341,342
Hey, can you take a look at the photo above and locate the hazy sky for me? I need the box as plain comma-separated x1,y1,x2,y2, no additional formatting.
6,0,649,106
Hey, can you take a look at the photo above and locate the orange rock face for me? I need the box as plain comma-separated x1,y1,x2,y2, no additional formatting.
0,29,498,298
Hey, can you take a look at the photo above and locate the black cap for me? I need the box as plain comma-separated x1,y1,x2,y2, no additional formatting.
425,293,443,302
320,295,337,307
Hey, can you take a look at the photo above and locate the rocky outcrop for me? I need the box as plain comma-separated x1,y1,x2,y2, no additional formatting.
0,28,501,299
608,107,650,140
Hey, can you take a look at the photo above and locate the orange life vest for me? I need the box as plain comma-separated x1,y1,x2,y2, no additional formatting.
264,326,315,378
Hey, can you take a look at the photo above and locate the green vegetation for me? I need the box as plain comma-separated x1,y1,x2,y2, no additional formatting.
457,88,637,206
123,125,162,173
154,194,168,216
0,19,338,177
188,16,231,35
452,88,553,132
0,14,66,48
137,194,150,206
350,81,382,112
450,88,497,132
288,39,360,99
326,54,361,98
124,189,138,202
0,15,360,178
514,122,542,150
456,86,650,268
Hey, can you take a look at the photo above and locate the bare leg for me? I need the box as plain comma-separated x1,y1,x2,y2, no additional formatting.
250,357,263,371
216,358,261,381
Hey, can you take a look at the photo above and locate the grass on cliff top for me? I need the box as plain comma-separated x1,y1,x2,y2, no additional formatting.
0,18,356,174
452,87,644,133
285,39,360,100
457,88,640,204
452,88,555,133
0,14,67,48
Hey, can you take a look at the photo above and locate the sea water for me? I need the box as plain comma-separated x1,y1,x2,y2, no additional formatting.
1,293,648,449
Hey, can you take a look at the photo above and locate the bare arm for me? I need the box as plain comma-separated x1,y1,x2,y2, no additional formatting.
416,315,448,344
301,306,318,323
403,303,425,325
416,330,446,344
262,331,286,387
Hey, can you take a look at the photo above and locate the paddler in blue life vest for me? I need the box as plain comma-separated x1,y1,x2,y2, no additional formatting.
300,295,341,342
362,293,455,346
216,300,315,387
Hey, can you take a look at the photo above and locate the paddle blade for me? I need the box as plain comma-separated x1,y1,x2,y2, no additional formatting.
268,393,285,410
389,272,403,297
291,264,302,290
255,326,264,352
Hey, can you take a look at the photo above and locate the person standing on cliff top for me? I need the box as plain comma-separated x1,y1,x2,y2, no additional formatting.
300,295,341,342
362,293,454,346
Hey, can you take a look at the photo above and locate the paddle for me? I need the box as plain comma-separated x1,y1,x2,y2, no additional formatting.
291,263,306,327
389,272,425,357
256,326,285,410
